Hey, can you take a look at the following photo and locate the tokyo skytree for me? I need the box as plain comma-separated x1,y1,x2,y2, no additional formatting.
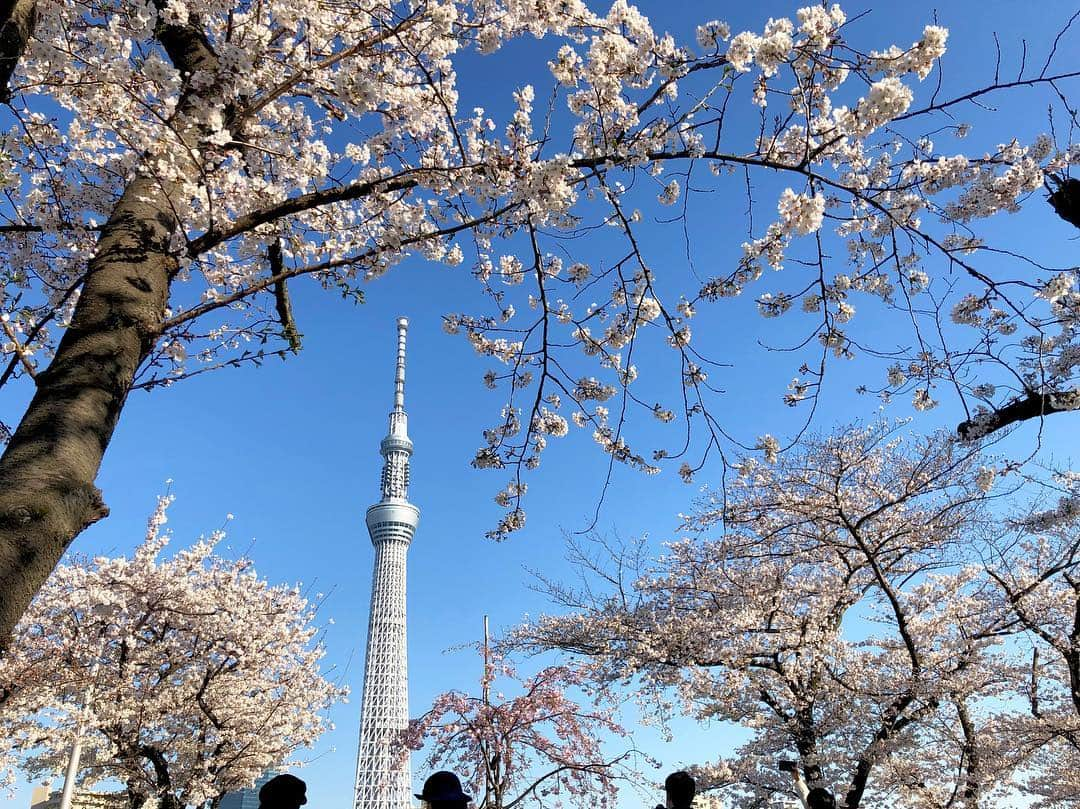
354,317,419,809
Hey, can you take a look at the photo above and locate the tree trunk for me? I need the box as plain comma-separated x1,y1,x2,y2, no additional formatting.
0,0,35,101
157,793,185,809
0,176,178,649
842,698,911,809
0,4,220,650
955,700,980,808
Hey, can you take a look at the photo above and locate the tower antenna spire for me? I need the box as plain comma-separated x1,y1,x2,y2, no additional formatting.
393,317,407,413
378,318,412,499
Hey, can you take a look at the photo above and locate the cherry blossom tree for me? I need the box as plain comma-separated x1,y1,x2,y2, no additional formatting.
0,496,345,809
979,503,1080,808
512,424,1043,808
0,0,1078,644
407,651,643,809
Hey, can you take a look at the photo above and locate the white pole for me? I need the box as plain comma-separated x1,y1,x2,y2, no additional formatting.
482,615,493,809
482,615,490,706
59,653,102,809
57,719,86,809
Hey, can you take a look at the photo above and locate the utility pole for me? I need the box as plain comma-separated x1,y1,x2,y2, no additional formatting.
59,642,103,809
482,615,495,809
482,614,490,706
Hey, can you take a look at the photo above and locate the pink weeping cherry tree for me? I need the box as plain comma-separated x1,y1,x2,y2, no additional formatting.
407,650,645,809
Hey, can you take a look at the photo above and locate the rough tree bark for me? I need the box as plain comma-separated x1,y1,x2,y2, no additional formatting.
0,11,218,651
0,0,35,101
956,699,981,809
0,180,174,651
957,389,1080,441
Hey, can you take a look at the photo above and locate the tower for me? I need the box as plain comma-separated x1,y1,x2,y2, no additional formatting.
354,317,420,809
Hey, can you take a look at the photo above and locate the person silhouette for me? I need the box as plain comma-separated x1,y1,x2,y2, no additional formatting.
660,771,695,809
415,771,472,809
258,774,308,809
807,786,836,809
781,764,835,809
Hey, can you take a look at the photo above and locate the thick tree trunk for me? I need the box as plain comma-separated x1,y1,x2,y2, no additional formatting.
0,0,35,101
0,3,219,649
0,177,178,649
842,695,913,809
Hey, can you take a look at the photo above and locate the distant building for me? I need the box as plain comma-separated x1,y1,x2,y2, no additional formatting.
219,771,277,809
29,786,127,809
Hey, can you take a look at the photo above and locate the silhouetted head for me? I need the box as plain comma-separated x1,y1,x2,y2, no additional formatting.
258,774,307,809
807,787,836,809
664,771,696,809
415,771,472,809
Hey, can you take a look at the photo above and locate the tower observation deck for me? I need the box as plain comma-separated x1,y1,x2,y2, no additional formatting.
354,317,419,809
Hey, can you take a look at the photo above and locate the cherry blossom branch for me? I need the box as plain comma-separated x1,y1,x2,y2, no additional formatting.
164,202,517,333
958,389,1080,441
186,171,428,256
892,69,1080,122
502,752,638,809
0,316,36,381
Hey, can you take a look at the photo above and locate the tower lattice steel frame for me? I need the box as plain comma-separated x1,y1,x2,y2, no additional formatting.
354,317,419,809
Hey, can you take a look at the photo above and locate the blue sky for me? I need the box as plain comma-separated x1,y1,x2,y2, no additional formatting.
3,0,1080,807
